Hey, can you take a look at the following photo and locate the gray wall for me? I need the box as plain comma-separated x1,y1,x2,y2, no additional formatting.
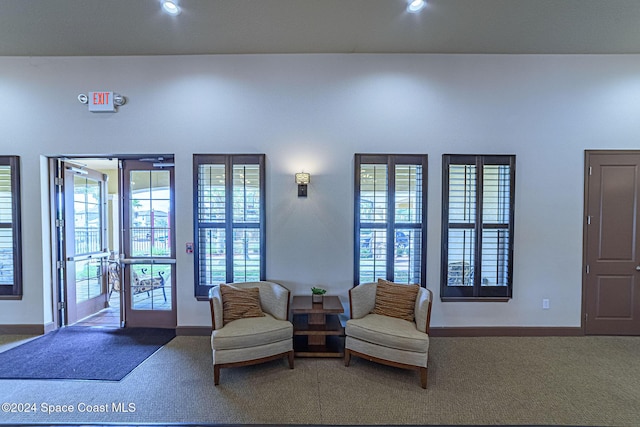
1,54,639,328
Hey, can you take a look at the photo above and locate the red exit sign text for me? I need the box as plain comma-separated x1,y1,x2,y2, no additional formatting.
88,91,115,112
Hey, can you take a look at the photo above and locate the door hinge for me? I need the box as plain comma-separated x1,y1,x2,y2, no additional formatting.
589,166,592,176
587,215,591,225
586,265,590,274
56,260,64,269
57,301,66,310
55,218,64,228
55,177,64,186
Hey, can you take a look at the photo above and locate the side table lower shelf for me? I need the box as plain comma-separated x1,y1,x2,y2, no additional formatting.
293,335,344,358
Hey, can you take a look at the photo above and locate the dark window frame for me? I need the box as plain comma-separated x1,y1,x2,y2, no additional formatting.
193,154,266,299
354,153,428,287
440,154,516,301
0,156,23,299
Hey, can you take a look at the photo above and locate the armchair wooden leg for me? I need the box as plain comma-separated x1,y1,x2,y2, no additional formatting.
288,350,294,369
214,365,220,386
344,349,351,367
419,367,427,389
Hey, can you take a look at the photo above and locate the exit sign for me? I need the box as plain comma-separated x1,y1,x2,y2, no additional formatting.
88,91,115,112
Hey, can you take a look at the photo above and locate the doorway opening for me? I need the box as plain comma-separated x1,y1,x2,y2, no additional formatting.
51,155,176,330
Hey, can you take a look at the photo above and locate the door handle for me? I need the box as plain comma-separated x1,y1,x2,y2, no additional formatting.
67,251,110,262
636,266,640,271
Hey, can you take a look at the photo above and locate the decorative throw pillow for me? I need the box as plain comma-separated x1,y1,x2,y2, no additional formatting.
220,284,265,325
371,279,420,322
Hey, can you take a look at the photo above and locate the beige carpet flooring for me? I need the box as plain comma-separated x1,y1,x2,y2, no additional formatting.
0,334,639,426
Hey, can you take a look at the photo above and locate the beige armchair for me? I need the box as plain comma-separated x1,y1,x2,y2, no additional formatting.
209,281,294,385
344,281,433,388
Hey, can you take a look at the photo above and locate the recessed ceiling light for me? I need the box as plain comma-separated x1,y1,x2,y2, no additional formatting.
162,1,181,16
407,0,426,13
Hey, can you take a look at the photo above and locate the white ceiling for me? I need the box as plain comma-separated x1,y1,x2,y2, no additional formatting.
2,0,640,56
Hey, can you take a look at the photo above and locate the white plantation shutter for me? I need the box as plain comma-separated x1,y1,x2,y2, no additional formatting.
481,165,511,286
442,155,515,299
0,156,21,297
194,155,265,297
394,165,423,284
0,165,15,285
358,163,389,283
447,164,476,286
197,163,227,284
355,154,427,286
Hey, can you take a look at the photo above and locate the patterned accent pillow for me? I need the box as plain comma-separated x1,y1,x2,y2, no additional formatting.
220,284,265,325
371,279,420,322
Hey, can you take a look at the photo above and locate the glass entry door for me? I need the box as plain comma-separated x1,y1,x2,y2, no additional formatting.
121,159,176,328
62,162,109,325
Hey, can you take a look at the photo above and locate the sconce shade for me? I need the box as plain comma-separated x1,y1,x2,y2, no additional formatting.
295,172,310,184
295,172,310,197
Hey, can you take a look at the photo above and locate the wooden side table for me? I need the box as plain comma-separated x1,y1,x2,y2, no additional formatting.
291,295,344,357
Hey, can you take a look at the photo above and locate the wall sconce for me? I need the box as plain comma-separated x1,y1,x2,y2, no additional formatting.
295,172,310,197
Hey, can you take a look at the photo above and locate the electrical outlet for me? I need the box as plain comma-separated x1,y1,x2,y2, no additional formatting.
542,299,550,310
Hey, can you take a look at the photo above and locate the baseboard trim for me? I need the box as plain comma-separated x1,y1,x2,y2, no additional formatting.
176,326,211,336
0,324,47,335
429,326,584,337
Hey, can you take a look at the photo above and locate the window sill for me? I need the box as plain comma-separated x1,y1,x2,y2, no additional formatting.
0,295,23,300
440,297,510,303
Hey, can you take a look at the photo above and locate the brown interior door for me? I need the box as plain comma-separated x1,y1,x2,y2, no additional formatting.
63,162,110,325
584,151,640,335
120,159,176,329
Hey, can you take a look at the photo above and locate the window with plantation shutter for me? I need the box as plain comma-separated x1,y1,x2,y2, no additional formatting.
193,154,265,298
0,156,22,298
441,155,515,300
354,154,427,286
